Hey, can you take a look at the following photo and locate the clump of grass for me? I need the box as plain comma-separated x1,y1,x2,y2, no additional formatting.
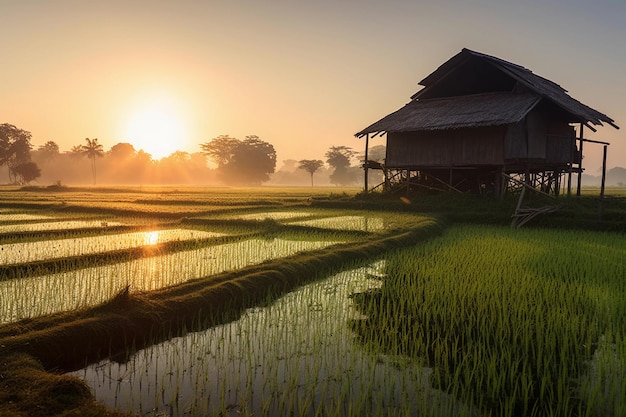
0,352,130,417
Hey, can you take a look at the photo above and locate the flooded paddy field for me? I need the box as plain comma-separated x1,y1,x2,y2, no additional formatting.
0,187,624,417
0,228,223,265
72,262,472,417
0,237,340,322
0,219,124,234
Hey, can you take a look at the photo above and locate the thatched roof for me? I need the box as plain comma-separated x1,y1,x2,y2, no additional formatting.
357,92,540,135
356,48,618,137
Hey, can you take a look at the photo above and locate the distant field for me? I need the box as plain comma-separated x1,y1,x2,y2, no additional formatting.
580,186,626,197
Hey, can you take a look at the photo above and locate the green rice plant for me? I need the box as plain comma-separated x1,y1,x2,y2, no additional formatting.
0,237,342,322
0,228,224,265
230,211,314,221
70,262,474,417
350,225,626,417
0,213,53,222
0,219,123,234
288,215,385,232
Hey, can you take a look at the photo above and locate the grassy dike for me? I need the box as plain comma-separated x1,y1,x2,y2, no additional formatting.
0,217,442,417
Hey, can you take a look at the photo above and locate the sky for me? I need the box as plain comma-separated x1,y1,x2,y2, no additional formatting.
1,0,625,173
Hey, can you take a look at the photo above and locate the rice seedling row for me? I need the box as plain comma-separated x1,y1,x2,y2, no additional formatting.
0,219,125,234
0,237,342,323
71,262,475,417
0,229,224,265
287,215,385,232
350,224,626,416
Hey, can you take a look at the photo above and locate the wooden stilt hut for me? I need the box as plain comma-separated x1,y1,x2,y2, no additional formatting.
356,48,619,198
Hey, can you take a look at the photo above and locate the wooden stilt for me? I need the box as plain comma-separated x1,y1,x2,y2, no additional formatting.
600,144,607,199
567,129,575,196
576,124,584,196
364,134,369,193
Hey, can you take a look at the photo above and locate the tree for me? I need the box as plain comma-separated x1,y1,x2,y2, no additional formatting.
298,159,324,187
367,145,386,163
108,143,136,160
11,161,41,184
80,138,104,184
201,135,276,185
200,135,240,167
0,123,40,184
37,141,60,160
1,123,31,166
69,145,84,159
325,146,359,186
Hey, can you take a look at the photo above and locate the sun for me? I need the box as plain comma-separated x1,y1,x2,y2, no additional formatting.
124,97,189,160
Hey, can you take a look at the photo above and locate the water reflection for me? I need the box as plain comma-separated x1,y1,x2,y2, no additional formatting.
288,216,385,232
0,229,222,264
0,220,122,233
71,262,471,416
144,230,160,245
0,238,339,322
233,211,313,221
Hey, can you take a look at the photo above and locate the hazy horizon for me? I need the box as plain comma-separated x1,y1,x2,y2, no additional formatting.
2,0,625,174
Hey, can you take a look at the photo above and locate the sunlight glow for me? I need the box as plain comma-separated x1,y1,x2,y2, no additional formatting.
144,231,160,246
124,96,190,160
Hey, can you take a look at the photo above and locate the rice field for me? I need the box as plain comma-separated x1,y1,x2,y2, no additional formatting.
0,187,624,417
0,213,53,222
231,211,314,221
71,262,473,417
351,225,626,416
0,237,341,322
0,219,123,233
288,215,385,231
0,229,224,265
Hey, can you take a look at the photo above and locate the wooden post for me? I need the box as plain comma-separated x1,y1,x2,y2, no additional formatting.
555,171,561,197
495,168,504,199
576,124,584,196
567,126,577,197
364,134,369,193
600,144,607,199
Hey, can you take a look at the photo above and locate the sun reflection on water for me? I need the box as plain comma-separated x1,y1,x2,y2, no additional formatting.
144,231,160,245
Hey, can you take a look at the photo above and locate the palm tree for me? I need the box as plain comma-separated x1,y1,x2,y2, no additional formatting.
81,138,104,184
298,159,324,187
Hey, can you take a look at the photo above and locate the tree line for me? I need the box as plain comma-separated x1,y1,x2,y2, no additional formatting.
1,123,383,187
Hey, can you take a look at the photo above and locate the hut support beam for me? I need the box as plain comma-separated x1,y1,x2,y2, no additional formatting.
601,144,607,199
364,134,369,193
576,124,584,196
567,134,573,197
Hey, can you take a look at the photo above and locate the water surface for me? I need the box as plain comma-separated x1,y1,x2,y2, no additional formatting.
0,238,339,322
71,262,471,416
0,229,223,264
0,220,122,234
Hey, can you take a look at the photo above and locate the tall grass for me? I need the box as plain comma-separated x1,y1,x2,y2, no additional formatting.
351,225,626,416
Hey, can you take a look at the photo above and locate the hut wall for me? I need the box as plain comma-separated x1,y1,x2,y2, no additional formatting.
386,127,505,168
546,122,576,164
504,121,527,159
504,112,576,165
525,109,547,159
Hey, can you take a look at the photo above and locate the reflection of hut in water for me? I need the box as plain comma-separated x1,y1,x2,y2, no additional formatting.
356,48,618,198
